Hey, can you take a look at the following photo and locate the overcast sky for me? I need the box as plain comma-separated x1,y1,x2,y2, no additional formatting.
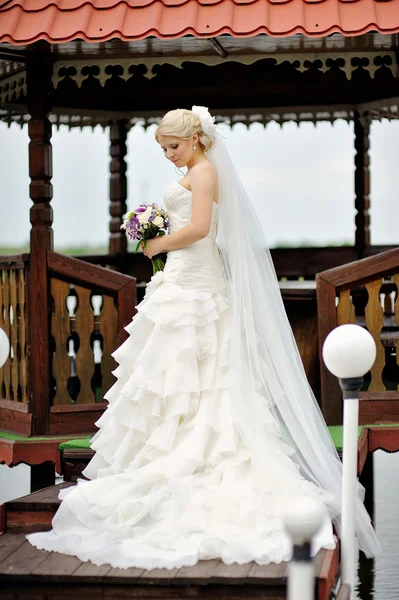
0,119,398,250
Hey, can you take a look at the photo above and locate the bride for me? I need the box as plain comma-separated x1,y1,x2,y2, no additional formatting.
27,106,380,569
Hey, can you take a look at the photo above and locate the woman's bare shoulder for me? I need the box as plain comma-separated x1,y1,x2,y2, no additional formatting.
191,161,217,183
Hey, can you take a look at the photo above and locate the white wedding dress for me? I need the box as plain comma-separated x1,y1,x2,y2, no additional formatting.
27,180,336,568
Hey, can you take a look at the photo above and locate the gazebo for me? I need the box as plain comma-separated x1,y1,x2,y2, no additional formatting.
1,1,399,486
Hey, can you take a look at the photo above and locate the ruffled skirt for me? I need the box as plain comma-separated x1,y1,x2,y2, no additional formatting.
27,278,335,569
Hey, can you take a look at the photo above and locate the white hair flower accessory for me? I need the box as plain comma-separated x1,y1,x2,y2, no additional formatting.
191,105,216,136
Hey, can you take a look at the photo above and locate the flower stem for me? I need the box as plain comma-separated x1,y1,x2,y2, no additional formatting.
151,258,165,275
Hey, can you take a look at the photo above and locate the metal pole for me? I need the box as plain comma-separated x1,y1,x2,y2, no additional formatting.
339,376,363,598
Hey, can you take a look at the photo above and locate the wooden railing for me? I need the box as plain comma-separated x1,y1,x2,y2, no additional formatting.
0,255,29,427
79,245,398,283
47,252,136,434
317,248,399,425
0,252,136,436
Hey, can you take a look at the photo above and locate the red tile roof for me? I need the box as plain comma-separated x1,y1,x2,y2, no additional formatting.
0,0,398,45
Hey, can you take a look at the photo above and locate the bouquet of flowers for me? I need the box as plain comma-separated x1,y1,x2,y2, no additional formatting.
121,203,169,274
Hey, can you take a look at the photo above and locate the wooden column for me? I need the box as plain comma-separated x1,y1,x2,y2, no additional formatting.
109,121,128,256
26,48,53,436
354,112,371,258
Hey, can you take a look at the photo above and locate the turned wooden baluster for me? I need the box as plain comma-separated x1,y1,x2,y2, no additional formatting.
109,121,128,256
354,112,371,258
365,279,385,391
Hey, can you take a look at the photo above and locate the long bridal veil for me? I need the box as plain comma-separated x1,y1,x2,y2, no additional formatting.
192,106,381,558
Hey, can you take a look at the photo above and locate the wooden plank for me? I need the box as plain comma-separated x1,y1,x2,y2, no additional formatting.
0,254,29,269
316,277,342,425
210,561,253,584
31,551,82,576
51,402,107,413
140,567,180,584
100,294,118,396
368,426,399,453
174,559,221,585
247,561,287,585
359,392,399,424
364,279,385,392
316,543,339,600
318,247,399,290
47,252,133,293
6,482,70,507
0,403,32,435
74,285,95,404
50,404,104,435
0,540,49,575
51,278,73,405
357,427,369,475
0,533,27,563
5,509,55,534
73,560,112,579
105,565,145,583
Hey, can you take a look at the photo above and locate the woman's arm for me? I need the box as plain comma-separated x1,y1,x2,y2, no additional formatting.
145,165,217,257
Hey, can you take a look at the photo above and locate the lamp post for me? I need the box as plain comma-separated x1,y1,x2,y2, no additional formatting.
0,328,10,369
283,496,325,600
322,324,376,598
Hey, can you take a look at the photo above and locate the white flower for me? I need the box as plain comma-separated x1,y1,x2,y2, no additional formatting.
191,105,216,136
145,270,164,298
153,216,164,228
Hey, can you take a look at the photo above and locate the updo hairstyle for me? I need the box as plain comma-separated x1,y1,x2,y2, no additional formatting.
155,109,215,153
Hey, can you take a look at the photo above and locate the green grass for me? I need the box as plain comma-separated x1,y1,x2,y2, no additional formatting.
4,424,399,452
0,431,85,442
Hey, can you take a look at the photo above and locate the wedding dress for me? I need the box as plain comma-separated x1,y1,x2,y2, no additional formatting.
27,179,337,569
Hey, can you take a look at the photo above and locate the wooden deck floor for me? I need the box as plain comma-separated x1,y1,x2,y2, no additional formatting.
0,484,340,600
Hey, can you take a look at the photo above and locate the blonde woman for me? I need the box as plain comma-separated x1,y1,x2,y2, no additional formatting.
27,107,380,569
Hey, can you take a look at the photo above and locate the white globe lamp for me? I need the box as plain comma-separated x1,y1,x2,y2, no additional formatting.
322,324,376,380
0,328,10,369
283,496,325,545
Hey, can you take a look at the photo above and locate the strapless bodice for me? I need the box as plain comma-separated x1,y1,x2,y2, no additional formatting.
162,181,227,296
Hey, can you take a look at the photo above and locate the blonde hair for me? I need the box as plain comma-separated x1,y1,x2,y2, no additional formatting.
155,109,215,153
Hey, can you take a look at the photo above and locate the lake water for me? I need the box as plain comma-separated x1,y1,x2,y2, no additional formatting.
1,451,398,598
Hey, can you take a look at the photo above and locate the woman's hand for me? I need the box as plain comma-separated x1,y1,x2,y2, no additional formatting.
143,236,166,259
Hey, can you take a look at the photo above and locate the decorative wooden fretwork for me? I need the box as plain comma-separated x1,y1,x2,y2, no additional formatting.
50,279,119,405
0,267,28,403
0,69,26,105
51,52,399,88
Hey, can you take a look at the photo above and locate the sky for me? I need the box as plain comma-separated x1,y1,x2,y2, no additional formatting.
0,118,398,250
